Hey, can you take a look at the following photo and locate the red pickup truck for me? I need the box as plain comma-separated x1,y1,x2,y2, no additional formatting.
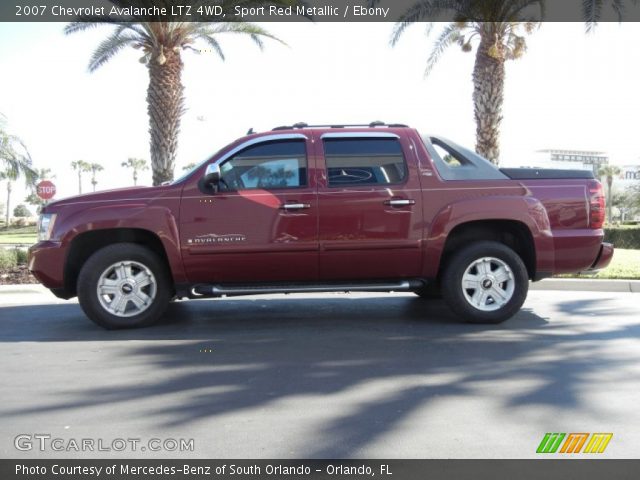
29,123,613,329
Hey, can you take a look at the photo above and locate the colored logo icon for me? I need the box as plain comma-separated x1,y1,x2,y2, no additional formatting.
536,433,613,454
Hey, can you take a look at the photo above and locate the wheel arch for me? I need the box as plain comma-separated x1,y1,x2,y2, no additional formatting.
437,219,537,280
64,228,173,297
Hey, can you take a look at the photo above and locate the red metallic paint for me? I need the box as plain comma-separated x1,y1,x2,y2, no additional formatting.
312,131,424,280
28,127,612,295
178,134,318,283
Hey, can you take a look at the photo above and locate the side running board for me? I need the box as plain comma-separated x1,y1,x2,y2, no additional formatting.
191,280,424,298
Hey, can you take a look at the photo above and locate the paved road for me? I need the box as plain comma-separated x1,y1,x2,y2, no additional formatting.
1,286,639,459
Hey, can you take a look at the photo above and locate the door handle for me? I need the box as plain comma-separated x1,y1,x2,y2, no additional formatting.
280,203,311,210
384,199,415,207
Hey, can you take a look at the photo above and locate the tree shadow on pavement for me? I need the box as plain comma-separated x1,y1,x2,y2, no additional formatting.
1,294,639,457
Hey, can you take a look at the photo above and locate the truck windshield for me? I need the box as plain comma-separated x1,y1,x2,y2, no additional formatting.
171,152,221,185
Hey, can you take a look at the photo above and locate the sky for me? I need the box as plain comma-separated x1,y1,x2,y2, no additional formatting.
1,21,640,208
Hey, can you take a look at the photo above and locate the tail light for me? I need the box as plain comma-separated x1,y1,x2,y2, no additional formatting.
588,180,605,229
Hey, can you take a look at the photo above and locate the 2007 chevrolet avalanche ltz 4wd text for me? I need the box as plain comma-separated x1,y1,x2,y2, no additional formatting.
29,123,614,329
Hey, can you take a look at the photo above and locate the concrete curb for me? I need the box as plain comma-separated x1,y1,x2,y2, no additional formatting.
0,284,49,294
530,278,640,293
1,280,639,295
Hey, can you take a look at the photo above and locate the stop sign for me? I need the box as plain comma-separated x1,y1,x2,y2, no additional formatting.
36,180,56,200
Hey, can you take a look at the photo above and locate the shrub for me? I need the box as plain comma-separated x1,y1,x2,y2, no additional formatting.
15,248,28,265
604,227,640,249
0,248,17,270
13,204,31,218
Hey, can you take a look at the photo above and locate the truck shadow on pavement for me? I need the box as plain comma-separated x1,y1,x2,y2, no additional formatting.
1,295,639,457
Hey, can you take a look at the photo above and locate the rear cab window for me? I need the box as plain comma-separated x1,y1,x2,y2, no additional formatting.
421,136,507,181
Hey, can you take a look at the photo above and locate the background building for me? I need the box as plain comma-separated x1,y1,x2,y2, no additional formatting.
531,149,609,173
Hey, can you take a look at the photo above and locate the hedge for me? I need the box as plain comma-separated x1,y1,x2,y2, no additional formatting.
0,248,28,270
0,249,17,269
604,227,640,249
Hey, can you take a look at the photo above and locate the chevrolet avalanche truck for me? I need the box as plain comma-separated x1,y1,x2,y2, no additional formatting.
29,123,614,329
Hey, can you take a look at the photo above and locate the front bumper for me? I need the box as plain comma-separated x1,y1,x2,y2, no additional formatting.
28,241,66,289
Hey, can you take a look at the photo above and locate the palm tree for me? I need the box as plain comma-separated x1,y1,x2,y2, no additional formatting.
34,167,53,180
66,1,291,185
71,160,91,194
1,114,35,179
121,157,149,186
372,1,543,164
1,114,36,228
373,0,636,164
90,163,104,192
0,170,17,228
599,164,622,224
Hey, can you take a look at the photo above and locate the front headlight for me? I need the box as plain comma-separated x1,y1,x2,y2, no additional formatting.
37,213,57,242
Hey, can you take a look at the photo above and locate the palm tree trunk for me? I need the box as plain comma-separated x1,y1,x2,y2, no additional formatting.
147,48,184,186
78,171,82,194
5,181,11,228
472,27,505,165
607,176,613,223
133,170,138,186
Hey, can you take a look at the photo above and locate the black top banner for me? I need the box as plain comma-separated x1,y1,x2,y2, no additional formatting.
3,0,640,22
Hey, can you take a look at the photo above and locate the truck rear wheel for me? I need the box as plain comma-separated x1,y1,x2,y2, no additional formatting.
441,241,528,324
77,243,171,329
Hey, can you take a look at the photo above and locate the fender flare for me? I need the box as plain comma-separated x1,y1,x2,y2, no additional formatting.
57,204,186,284
423,195,554,278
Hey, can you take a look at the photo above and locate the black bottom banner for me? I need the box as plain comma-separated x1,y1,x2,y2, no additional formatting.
2,459,639,480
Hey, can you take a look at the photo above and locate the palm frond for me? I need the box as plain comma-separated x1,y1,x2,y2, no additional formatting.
424,23,463,77
583,0,636,31
201,36,225,60
0,134,36,185
203,22,286,47
391,0,467,46
64,21,108,35
88,30,141,72
583,0,604,30
501,0,545,21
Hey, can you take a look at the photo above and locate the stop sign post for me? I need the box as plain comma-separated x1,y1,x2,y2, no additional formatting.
36,180,56,201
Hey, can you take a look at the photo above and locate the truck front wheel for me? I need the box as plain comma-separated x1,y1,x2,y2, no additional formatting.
441,241,528,324
77,243,172,329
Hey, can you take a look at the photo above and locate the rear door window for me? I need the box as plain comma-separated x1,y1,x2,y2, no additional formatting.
323,137,407,187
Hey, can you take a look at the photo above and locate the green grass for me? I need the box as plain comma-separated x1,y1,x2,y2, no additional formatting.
0,225,37,245
1,224,637,279
565,248,640,280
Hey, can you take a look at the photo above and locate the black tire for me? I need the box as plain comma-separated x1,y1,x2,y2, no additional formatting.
441,241,528,324
414,282,443,299
77,243,172,329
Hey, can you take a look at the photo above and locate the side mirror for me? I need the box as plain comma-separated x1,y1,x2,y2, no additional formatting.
203,163,221,188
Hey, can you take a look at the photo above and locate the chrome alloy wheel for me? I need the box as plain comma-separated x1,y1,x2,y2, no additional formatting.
96,261,157,317
461,257,515,312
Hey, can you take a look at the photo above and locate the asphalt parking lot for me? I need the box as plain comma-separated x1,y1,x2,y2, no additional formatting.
1,286,639,459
